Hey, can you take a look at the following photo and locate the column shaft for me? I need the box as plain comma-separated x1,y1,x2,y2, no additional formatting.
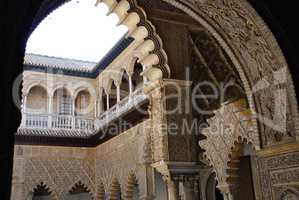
129,75,133,96
116,85,120,104
48,96,53,128
106,93,110,110
94,99,97,118
71,97,75,129
167,180,179,200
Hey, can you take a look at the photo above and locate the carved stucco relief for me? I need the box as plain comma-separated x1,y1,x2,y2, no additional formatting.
13,146,96,200
200,99,258,189
161,0,298,147
95,120,153,198
258,151,299,200
13,122,154,200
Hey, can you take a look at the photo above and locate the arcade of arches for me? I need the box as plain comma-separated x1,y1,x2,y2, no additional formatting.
11,0,299,200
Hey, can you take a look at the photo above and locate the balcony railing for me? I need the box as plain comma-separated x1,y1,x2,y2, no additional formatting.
95,87,147,130
21,113,95,132
20,88,148,134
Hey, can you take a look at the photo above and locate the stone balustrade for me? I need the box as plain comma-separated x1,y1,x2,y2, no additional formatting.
21,112,95,132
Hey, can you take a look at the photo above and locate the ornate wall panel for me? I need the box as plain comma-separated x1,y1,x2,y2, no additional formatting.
257,145,299,200
161,0,298,147
95,120,153,199
12,145,96,200
200,99,258,189
164,80,197,162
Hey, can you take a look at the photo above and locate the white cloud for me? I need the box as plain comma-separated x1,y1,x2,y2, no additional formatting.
26,0,128,62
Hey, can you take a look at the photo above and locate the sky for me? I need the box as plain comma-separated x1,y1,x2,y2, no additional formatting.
26,0,128,62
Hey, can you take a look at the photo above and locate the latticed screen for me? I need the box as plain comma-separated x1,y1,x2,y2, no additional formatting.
58,96,72,115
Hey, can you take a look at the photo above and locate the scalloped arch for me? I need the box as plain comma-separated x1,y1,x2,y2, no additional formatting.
96,0,170,78
68,180,95,199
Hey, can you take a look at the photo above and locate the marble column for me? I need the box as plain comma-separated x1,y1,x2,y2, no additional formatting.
98,96,102,116
129,75,133,96
116,85,120,104
166,179,179,200
106,92,110,110
94,98,97,118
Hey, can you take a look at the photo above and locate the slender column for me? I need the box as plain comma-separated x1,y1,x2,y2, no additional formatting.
94,98,97,118
116,85,120,103
98,96,103,115
106,92,110,110
114,80,121,110
166,179,179,200
129,75,133,95
72,97,75,129
48,95,53,128
97,89,103,116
